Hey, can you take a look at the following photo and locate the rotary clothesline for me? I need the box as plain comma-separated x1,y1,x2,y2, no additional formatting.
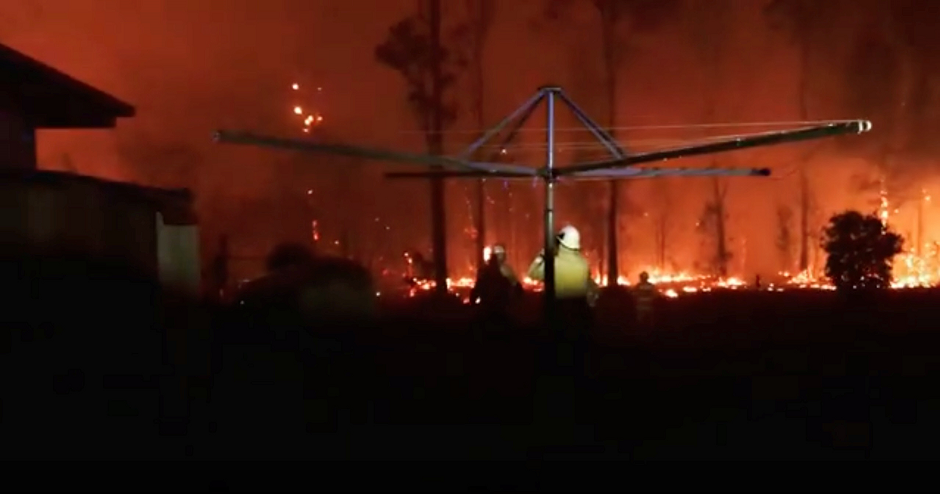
213,85,871,306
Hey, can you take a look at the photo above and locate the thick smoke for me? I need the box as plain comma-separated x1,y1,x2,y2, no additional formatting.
5,0,940,279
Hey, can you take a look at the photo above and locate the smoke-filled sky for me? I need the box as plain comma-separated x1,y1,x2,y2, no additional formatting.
3,0,939,279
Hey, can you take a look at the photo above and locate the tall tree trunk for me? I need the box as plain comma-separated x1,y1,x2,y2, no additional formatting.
602,15,619,285
474,182,486,267
797,34,812,274
470,0,488,272
692,1,730,278
607,181,619,282
798,168,810,272
428,0,449,295
711,175,729,277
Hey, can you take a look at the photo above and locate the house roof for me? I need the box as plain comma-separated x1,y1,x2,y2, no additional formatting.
0,169,196,225
0,43,135,129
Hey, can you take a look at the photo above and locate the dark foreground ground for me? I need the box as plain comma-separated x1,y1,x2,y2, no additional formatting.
3,258,939,490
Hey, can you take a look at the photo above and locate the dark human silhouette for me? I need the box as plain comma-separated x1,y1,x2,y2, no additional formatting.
633,271,657,328
821,210,903,291
470,244,521,324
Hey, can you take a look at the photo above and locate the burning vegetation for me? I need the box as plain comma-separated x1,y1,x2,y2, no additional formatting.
398,183,933,301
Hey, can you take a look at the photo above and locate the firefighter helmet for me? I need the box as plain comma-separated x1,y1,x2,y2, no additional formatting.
639,271,650,282
557,225,581,250
492,244,506,256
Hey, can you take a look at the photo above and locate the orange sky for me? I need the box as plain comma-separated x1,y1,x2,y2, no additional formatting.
0,0,929,278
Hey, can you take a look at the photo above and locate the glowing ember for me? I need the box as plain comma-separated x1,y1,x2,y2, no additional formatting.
290,82,325,133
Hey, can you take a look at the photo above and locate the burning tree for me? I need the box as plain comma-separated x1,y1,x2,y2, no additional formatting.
696,184,731,277
764,0,842,275
685,0,733,278
651,178,674,271
374,4,468,293
838,3,940,256
775,204,794,272
590,0,679,283
822,210,903,291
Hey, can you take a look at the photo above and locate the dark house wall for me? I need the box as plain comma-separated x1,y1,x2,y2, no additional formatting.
0,173,198,281
1,176,159,275
0,108,36,170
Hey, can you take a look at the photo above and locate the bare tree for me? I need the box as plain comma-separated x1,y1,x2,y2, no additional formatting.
594,0,680,283
686,0,732,277
374,3,468,293
776,204,794,273
764,0,842,274
537,0,679,283
462,0,496,271
695,178,731,277
650,178,673,271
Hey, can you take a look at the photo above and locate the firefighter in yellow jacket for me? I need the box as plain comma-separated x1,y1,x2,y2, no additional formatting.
527,225,600,315
528,225,598,357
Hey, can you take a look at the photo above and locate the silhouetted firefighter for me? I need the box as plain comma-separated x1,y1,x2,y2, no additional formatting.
633,271,657,328
470,244,522,324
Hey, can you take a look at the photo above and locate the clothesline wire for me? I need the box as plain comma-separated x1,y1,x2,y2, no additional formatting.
398,119,860,135
469,131,762,151
451,131,783,157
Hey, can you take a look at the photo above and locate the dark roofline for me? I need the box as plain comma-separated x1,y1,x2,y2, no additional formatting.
0,43,135,119
0,169,190,198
